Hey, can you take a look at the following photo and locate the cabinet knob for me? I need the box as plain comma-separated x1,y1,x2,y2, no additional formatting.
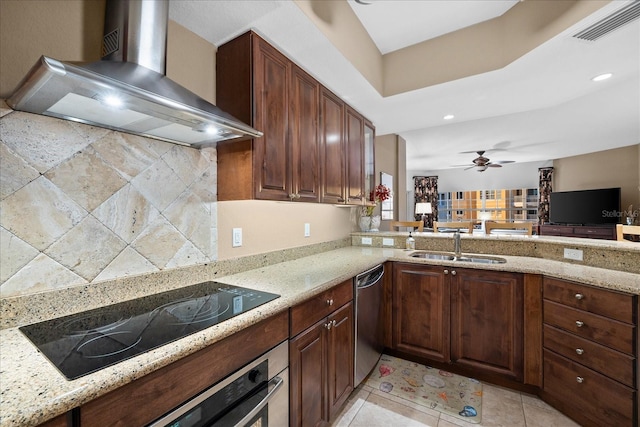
332,319,337,328
575,320,584,328
324,322,332,330
575,348,584,355
444,270,449,275
451,270,457,276
576,376,584,384
575,293,584,300
326,299,334,306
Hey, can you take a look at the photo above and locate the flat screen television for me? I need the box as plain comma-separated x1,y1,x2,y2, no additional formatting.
549,187,621,226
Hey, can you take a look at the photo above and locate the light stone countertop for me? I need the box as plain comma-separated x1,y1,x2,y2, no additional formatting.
1,245,640,427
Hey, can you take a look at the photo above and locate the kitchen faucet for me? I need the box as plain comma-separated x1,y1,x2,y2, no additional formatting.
454,231,462,258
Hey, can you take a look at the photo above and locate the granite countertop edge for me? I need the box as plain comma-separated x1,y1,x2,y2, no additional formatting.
1,246,639,427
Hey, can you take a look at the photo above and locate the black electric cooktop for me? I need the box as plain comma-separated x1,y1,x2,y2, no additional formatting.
20,282,280,380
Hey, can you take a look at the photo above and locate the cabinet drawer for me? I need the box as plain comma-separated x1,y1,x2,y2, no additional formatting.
290,280,353,336
543,277,634,323
544,349,635,427
543,300,635,355
544,325,635,387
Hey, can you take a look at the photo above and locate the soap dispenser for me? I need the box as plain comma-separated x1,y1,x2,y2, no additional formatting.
406,232,415,250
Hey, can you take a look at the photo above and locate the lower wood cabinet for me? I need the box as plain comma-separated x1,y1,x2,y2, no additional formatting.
289,281,354,427
392,263,524,383
541,277,637,427
37,413,69,427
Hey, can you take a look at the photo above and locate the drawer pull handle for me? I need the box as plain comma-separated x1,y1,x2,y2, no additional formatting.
444,270,449,275
576,376,584,384
332,320,337,327
575,293,584,300
451,270,457,276
576,348,584,355
325,322,332,330
575,320,584,328
326,299,334,306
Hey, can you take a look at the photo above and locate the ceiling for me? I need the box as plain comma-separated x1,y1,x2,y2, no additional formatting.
169,0,640,172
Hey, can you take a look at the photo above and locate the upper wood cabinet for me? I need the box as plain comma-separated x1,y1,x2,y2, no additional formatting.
345,106,365,203
216,30,371,204
319,87,346,204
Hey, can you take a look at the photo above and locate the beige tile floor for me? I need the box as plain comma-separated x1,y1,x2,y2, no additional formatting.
332,379,582,427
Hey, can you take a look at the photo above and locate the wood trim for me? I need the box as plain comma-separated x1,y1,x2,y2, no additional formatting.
80,311,289,427
523,273,543,387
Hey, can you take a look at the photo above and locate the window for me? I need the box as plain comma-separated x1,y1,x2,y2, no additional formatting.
437,188,538,223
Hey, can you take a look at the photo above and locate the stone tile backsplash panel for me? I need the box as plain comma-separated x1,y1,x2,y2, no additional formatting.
0,109,217,298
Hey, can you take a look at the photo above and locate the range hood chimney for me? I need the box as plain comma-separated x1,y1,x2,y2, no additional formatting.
7,0,262,148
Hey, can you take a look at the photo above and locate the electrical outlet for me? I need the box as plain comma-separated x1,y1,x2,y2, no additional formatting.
383,238,395,246
304,223,311,237
564,248,583,261
361,237,373,245
232,228,242,247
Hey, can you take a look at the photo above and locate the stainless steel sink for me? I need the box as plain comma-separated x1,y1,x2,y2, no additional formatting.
409,251,506,264
409,251,456,261
454,256,507,264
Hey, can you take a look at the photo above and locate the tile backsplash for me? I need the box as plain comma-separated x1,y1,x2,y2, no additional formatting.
0,107,217,297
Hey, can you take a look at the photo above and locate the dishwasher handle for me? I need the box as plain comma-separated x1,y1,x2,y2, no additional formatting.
356,264,384,289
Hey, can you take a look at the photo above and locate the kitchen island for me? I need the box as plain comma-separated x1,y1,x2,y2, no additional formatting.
1,234,639,426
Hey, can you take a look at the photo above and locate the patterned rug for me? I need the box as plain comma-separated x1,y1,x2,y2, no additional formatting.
365,355,483,424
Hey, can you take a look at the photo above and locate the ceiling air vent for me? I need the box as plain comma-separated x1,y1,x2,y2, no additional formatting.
573,0,640,41
102,28,119,57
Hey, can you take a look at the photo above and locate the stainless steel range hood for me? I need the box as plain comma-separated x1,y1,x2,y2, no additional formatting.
7,0,262,148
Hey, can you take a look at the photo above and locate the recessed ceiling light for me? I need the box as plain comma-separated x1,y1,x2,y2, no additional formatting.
443,114,455,120
592,73,613,82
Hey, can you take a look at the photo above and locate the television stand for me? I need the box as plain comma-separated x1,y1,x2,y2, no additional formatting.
539,224,617,240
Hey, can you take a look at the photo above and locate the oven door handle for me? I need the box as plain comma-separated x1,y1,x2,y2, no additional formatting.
233,376,284,427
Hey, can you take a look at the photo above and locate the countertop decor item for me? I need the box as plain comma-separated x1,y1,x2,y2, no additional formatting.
360,184,391,231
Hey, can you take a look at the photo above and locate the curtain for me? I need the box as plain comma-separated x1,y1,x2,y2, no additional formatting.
538,167,553,224
414,176,438,228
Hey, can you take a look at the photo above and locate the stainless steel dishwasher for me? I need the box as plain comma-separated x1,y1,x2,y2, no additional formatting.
354,264,385,386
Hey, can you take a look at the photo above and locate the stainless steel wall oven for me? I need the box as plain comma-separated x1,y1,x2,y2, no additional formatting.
148,341,289,427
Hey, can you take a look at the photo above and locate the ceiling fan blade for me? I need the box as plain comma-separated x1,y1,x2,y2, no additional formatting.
487,163,502,168
464,165,476,170
495,160,515,164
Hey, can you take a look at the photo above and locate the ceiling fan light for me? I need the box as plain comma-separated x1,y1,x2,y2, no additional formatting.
592,73,613,82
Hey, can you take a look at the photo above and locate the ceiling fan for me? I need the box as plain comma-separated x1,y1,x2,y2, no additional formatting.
455,151,515,172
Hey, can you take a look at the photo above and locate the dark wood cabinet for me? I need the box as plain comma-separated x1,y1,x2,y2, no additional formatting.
319,87,346,204
217,31,290,201
541,277,637,427
217,30,371,204
290,64,321,202
392,263,524,382
451,268,524,382
345,106,365,203
539,224,616,240
392,263,450,363
289,281,354,427
37,414,69,427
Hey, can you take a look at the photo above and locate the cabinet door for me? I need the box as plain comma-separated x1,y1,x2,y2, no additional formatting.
327,302,354,420
393,263,450,362
319,87,346,204
253,36,291,200
289,319,328,427
451,269,524,381
345,107,364,203
290,64,320,202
